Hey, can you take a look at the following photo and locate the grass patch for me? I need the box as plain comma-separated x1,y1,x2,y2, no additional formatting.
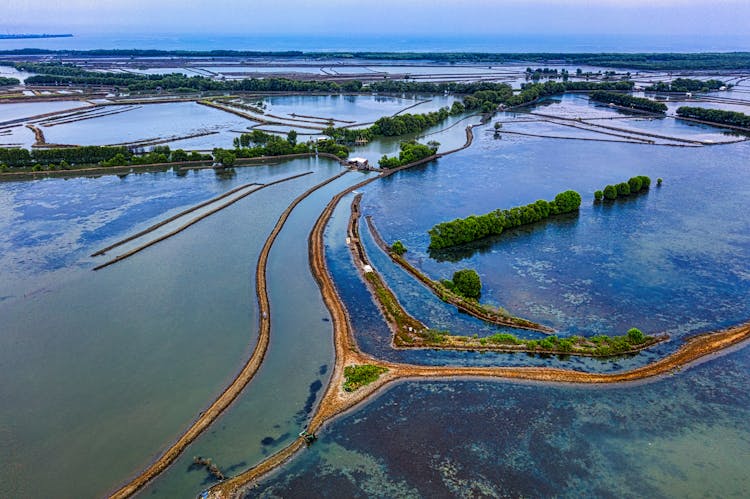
343,365,388,392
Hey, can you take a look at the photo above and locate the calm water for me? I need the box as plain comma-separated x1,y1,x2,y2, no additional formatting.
255,343,750,498
0,158,344,498
1,33,749,52
1,91,749,498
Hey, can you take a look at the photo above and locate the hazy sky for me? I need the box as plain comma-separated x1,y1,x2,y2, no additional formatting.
4,0,749,37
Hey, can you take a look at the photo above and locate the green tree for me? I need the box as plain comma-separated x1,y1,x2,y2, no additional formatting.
594,190,603,201
627,328,645,344
452,269,481,299
286,129,298,147
603,185,617,200
391,240,407,255
617,182,631,196
628,176,643,193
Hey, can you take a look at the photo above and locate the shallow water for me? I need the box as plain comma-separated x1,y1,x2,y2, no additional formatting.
256,342,750,498
0,158,344,498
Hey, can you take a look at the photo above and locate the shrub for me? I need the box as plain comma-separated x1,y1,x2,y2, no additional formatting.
554,190,582,213
603,184,618,200
657,177,663,186
452,269,482,299
638,175,651,189
343,365,388,392
628,176,643,193
391,240,407,256
594,190,603,201
617,182,631,196
627,327,645,344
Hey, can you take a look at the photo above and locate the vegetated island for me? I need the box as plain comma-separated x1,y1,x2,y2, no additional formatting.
595,175,651,201
589,91,667,114
364,213,552,333
676,106,750,130
646,78,729,93
428,189,582,250
349,194,665,355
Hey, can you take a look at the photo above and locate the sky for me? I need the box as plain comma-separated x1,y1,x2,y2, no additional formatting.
3,0,750,38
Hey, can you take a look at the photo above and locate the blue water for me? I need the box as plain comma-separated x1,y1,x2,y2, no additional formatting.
1,34,749,52
255,342,750,498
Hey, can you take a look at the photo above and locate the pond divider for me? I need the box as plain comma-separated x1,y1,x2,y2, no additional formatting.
107,169,351,499
93,171,316,271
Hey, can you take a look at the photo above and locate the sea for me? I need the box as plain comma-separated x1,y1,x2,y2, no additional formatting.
0,33,749,53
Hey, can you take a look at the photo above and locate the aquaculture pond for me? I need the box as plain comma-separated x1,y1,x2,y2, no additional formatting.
255,342,750,498
346,103,750,366
0,158,349,498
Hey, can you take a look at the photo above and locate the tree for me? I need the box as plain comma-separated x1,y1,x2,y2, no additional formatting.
391,240,407,256
617,182,631,196
594,190,603,201
627,327,645,344
286,129,298,147
657,177,663,186
553,190,582,213
452,269,481,299
638,175,651,189
628,176,643,193
603,185,617,200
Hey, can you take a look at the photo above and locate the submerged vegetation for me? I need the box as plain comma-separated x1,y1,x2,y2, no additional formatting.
589,90,667,113
428,190,582,250
676,106,750,129
343,365,388,392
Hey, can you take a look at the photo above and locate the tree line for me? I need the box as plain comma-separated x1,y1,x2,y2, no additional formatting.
594,176,651,201
589,91,667,113
4,51,750,70
428,190,582,250
646,78,727,93
676,106,750,128
0,145,212,171
0,77,20,86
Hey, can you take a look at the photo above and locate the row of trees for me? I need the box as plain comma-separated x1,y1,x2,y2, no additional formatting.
595,176,652,201
676,106,750,128
0,144,213,171
646,78,727,93
506,80,634,107
230,130,349,161
378,140,439,169
428,190,582,250
589,91,667,113
0,77,20,86
5,51,750,70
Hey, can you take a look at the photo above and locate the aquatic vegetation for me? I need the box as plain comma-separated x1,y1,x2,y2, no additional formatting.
343,365,388,392
428,190,582,250
646,78,728,93
589,90,667,113
599,176,651,201
390,240,407,256
676,106,750,128
379,140,439,169
442,269,482,299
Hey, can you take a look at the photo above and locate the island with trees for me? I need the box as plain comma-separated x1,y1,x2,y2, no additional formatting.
676,106,750,129
597,175,651,201
589,90,667,113
428,190,582,250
